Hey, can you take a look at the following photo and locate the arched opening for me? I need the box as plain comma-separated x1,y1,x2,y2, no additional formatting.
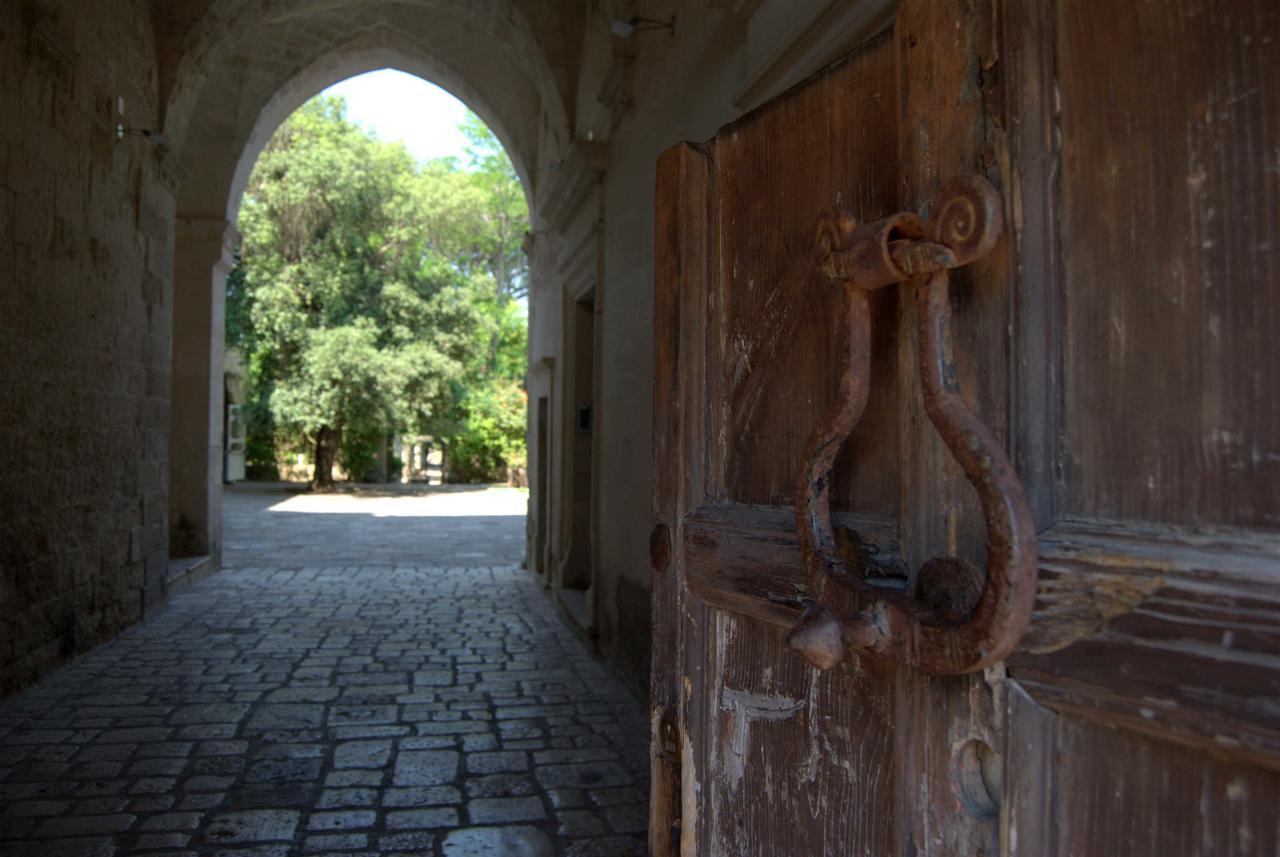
223,51,537,227
157,0,594,662
166,49,543,569
136,27,656,838
158,0,610,704
226,70,527,489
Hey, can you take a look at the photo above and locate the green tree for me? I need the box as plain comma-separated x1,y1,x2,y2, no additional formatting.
458,112,529,306
236,96,482,489
231,96,531,489
446,377,527,483
436,115,530,480
414,114,529,375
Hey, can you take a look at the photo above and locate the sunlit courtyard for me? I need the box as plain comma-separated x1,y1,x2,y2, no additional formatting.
223,483,529,569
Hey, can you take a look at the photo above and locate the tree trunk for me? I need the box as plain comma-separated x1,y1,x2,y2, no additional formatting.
486,245,509,372
312,424,342,491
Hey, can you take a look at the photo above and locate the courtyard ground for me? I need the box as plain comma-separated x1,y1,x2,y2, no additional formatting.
0,483,649,857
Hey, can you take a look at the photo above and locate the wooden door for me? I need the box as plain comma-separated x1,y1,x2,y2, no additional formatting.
650,1,1280,855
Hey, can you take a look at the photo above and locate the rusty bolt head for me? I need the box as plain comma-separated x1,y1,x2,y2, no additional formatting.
787,604,847,669
844,611,884,651
917,556,985,624
659,715,679,756
649,523,671,573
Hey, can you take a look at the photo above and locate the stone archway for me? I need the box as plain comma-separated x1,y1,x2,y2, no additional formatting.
162,1,570,561
223,44,537,226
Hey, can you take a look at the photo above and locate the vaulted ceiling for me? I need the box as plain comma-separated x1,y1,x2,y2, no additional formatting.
150,0,587,220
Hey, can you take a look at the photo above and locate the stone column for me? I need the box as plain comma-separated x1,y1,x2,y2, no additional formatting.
169,217,238,560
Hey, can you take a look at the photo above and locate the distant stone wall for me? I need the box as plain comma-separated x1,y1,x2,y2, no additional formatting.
0,3,172,695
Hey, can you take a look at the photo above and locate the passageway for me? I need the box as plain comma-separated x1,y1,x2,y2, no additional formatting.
0,486,648,857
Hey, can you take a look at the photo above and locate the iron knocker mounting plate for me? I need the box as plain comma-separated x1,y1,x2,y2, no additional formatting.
786,175,1037,675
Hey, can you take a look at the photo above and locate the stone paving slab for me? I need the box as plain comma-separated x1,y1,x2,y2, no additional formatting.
0,562,649,856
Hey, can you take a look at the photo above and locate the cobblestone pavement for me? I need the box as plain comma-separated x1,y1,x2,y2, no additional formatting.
0,486,649,856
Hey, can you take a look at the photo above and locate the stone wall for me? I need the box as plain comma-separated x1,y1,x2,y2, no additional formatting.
0,1,173,695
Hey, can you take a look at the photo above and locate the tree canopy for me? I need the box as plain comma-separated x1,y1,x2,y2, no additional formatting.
228,94,529,488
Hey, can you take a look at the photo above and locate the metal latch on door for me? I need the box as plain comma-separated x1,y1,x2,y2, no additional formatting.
787,176,1037,675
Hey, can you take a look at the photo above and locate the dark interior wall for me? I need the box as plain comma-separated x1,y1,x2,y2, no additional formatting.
0,2,172,695
566,292,595,591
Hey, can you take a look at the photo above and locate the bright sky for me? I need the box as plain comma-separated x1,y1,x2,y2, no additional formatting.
321,69,472,163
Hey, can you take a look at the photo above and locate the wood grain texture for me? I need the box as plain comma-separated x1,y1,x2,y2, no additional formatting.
708,36,908,855
1001,0,1064,531
894,1,1008,853
895,0,1010,576
704,607,897,856
651,141,714,856
684,506,1280,766
1002,681,1059,857
650,0,1280,853
683,598,714,856
1014,521,1280,766
1055,713,1280,857
1058,0,1280,529
683,503,902,625
653,135,721,857
716,29,900,514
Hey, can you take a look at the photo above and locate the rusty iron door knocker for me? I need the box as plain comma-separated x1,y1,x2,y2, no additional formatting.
786,175,1037,675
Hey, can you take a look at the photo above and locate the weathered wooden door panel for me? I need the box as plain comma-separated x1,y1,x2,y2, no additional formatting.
998,1,1280,850
716,30,901,512
1057,1,1280,531
702,610,897,855
653,10,1004,854
710,28,911,856
652,0,1280,855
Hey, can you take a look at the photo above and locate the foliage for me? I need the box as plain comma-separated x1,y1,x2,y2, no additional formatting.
445,378,528,483
225,262,252,351
340,426,385,483
241,399,280,482
415,114,529,304
229,94,529,486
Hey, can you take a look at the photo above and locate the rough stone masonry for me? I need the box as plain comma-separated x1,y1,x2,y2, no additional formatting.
0,2,175,694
